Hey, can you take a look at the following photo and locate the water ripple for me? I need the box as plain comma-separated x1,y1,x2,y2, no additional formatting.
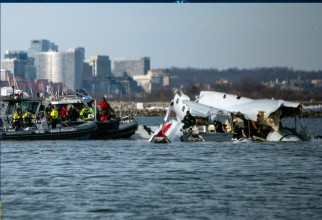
2,118,322,219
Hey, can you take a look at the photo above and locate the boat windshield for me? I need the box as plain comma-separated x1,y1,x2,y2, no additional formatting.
5,101,41,115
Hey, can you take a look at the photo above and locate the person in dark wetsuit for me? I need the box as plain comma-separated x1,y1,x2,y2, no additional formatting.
182,111,196,129
68,104,79,121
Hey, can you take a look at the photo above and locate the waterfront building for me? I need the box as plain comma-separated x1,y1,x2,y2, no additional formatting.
35,47,84,91
114,57,150,78
133,70,169,93
83,57,128,98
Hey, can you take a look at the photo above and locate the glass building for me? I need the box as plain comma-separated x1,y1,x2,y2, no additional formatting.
4,50,28,60
28,39,58,59
35,48,84,91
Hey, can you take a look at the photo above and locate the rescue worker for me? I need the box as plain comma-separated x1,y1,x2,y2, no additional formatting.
67,104,79,121
182,111,196,129
59,105,68,121
80,105,95,121
49,106,59,128
22,109,36,127
98,97,110,121
13,108,22,131
233,117,246,139
45,104,52,117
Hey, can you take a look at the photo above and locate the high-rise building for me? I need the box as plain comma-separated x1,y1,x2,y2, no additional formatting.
35,47,84,91
1,58,26,80
2,50,29,80
87,55,111,78
114,57,150,77
4,50,28,60
65,48,84,90
27,39,58,59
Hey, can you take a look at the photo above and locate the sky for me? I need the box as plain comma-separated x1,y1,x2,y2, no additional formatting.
1,3,322,71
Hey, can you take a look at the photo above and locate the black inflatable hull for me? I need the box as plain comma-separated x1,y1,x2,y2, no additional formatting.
0,122,97,141
90,118,138,140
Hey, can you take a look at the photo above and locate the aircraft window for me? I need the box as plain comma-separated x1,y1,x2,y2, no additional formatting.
182,106,185,112
176,98,179,104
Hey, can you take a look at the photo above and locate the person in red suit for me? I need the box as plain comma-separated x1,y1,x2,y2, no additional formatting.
98,97,110,121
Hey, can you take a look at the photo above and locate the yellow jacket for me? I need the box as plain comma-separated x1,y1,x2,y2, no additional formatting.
13,111,21,121
50,109,59,119
22,111,35,119
80,107,94,121
80,107,94,116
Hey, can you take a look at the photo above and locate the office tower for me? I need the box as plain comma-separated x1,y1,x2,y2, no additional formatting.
114,57,150,77
4,50,28,60
1,50,28,80
65,48,84,90
27,39,58,59
87,55,111,78
1,58,26,79
35,48,84,91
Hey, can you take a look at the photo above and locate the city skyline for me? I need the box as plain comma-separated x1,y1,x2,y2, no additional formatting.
1,3,322,71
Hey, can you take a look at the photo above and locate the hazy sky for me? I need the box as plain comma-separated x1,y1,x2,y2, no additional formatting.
1,3,322,70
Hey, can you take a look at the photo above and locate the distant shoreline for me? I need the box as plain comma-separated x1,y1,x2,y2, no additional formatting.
109,101,322,118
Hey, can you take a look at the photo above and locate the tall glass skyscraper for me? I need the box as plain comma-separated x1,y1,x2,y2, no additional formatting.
27,39,58,59
35,48,84,91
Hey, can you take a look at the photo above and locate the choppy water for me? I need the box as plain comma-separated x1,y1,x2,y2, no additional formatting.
1,117,322,220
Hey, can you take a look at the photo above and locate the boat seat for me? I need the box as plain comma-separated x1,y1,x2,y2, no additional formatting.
208,124,216,132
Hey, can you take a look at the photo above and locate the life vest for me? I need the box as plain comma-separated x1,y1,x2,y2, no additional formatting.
13,112,21,121
83,108,89,117
23,112,34,120
50,109,59,119
80,107,94,120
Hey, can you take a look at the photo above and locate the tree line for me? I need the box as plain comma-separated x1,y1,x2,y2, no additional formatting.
139,67,322,102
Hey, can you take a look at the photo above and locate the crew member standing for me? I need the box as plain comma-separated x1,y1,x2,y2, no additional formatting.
59,105,68,121
68,104,79,121
49,106,59,128
45,104,52,117
98,97,110,121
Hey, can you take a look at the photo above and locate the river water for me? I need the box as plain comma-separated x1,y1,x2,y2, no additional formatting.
1,117,322,220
